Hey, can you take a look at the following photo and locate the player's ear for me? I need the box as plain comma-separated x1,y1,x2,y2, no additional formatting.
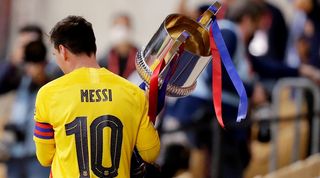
58,44,68,61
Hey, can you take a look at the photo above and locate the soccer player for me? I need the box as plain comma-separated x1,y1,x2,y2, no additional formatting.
33,15,160,178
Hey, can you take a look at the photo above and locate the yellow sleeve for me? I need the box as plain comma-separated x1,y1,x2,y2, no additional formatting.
135,92,160,163
33,88,56,166
35,141,56,167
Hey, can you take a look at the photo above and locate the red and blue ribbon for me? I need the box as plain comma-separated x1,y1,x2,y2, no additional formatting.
209,18,248,127
147,44,185,123
148,58,166,123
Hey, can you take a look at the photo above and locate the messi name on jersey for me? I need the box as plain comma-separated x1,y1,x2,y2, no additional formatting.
80,89,112,102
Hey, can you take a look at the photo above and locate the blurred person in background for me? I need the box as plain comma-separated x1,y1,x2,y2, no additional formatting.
1,40,51,178
0,26,44,163
301,0,320,69
285,0,311,67
250,0,288,63
286,0,320,155
301,0,320,155
247,0,320,93
100,13,139,82
287,0,320,70
225,0,320,139
246,1,320,152
0,25,43,95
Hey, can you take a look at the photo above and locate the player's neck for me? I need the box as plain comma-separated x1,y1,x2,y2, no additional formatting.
71,55,100,71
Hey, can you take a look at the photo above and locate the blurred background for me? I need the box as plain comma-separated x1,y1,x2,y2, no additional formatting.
0,0,320,178
1,0,215,59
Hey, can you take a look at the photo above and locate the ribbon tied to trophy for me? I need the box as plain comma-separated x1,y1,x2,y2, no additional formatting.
135,1,248,128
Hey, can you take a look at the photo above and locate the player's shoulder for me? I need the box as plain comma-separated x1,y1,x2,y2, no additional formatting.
109,71,145,97
42,75,65,89
37,74,69,98
41,67,84,89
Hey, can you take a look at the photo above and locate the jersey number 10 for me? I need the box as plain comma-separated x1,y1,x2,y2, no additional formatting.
65,115,123,178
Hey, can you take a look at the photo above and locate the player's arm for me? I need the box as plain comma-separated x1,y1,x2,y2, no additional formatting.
135,93,160,163
35,144,55,167
33,89,56,167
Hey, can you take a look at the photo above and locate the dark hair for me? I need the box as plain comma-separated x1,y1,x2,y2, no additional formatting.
50,15,97,57
19,25,43,40
226,0,266,23
24,40,47,63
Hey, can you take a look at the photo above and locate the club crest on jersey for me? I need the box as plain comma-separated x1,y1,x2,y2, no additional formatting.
80,89,112,102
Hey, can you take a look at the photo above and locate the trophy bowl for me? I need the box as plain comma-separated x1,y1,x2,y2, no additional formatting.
136,13,213,97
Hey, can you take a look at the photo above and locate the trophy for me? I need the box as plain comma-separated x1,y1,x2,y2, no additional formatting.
132,1,248,177
136,2,222,97
135,0,247,125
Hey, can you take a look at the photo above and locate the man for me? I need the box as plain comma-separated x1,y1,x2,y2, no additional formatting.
33,16,160,178
100,14,138,80
0,25,43,94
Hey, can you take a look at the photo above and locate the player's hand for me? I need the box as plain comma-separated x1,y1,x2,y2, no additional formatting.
131,148,147,178
131,148,162,178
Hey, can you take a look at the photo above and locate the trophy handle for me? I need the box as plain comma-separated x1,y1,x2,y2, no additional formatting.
136,31,190,85
152,30,189,70
158,31,190,79
198,1,222,29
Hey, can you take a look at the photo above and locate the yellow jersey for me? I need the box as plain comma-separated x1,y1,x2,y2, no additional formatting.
33,67,160,178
